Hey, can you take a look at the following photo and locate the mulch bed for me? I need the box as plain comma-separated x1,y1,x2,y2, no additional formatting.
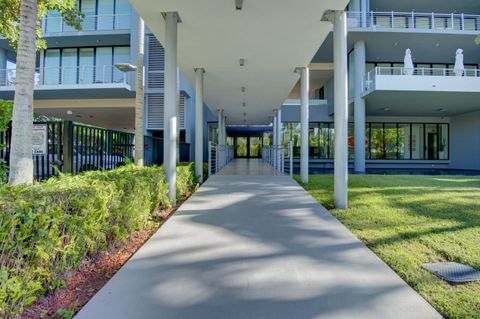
19,195,190,319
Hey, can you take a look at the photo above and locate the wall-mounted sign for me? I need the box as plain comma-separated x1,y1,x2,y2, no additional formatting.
32,125,48,155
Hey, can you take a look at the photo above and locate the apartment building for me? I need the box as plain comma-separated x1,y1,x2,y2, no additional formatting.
1,0,479,175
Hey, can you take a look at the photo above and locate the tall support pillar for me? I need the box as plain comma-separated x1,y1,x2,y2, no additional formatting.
164,12,180,204
297,67,309,184
218,109,224,144
354,41,366,174
222,115,227,145
277,109,283,169
272,116,277,167
333,11,349,209
194,68,205,183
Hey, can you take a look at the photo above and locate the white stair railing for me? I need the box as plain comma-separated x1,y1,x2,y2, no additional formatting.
262,141,293,176
208,142,234,177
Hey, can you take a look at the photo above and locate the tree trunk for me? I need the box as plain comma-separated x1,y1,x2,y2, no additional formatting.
8,0,37,185
134,18,145,166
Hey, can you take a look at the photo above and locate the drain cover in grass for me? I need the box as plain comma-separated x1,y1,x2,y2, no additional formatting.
423,262,480,284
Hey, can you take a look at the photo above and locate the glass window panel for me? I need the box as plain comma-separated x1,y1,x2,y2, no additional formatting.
370,123,384,159
95,47,113,83
113,47,130,83
81,0,96,31
439,124,449,160
79,48,94,84
393,16,408,28
319,123,329,159
434,17,448,30
115,0,131,29
366,124,371,159
425,124,438,160
398,124,411,159
309,123,320,159
415,16,431,29
463,18,477,31
375,15,391,28
384,123,398,160
263,132,272,146
432,64,447,76
392,63,404,75
61,48,78,84
97,0,115,30
365,63,375,74
45,11,62,33
348,123,354,159
328,123,335,159
416,64,431,75
208,123,218,144
453,17,462,30
411,124,424,159
44,49,61,85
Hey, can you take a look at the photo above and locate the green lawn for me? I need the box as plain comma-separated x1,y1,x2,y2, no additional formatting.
297,175,480,319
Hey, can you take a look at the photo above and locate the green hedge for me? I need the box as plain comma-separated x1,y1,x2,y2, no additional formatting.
0,163,196,318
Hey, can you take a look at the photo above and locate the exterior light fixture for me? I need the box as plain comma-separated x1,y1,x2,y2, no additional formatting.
382,107,390,112
239,58,245,67
242,102,246,107
241,86,246,93
235,0,243,10
438,108,448,112
67,110,73,115
114,63,137,72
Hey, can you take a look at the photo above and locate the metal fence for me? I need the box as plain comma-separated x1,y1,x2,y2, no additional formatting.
1,121,191,181
262,142,293,176
207,142,234,177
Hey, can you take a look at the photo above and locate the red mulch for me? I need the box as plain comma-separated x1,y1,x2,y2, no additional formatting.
19,196,189,319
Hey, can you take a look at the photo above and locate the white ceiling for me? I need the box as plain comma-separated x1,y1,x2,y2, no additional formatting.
129,0,349,125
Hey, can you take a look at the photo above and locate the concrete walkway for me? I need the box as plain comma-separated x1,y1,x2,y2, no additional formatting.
76,160,441,319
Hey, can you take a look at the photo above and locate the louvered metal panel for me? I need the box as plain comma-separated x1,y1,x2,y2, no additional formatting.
146,93,186,130
147,35,165,89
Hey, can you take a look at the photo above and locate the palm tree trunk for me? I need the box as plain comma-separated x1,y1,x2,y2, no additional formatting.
134,17,145,166
8,0,37,185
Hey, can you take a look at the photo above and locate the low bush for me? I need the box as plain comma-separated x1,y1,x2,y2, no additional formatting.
0,163,196,318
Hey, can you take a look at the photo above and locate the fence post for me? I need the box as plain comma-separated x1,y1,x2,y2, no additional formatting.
62,121,74,173
289,141,293,177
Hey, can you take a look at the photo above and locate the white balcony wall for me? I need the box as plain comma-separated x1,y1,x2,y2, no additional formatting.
372,74,480,93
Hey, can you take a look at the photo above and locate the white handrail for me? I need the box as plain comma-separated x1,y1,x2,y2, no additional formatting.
0,65,129,87
208,142,234,177
363,66,480,94
42,13,131,33
262,142,293,176
348,11,480,32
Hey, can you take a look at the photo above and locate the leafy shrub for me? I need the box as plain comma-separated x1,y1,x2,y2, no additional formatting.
0,164,196,318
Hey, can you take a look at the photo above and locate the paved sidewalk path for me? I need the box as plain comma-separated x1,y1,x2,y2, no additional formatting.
76,161,441,319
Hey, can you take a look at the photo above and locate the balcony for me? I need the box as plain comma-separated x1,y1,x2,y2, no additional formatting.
42,14,131,34
348,11,480,34
0,65,134,99
362,67,480,116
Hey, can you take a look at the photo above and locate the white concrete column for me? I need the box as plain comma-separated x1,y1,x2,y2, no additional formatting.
223,115,227,145
277,109,283,146
272,116,277,167
218,109,224,145
299,67,309,184
354,41,366,174
194,68,204,183
334,11,349,209
164,12,180,204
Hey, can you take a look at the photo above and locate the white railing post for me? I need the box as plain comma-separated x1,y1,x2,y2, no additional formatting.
289,141,293,177
411,12,415,28
461,13,465,30
370,11,374,28
431,12,435,29
208,141,212,177
391,11,394,28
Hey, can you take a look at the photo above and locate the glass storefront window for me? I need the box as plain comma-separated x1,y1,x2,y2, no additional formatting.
439,124,449,160
370,123,384,159
61,48,78,84
384,123,398,160
411,124,425,159
425,124,438,160
309,123,320,158
348,123,354,159
79,48,94,84
398,124,411,159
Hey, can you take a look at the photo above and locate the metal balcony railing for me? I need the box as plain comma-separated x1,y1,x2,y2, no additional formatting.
348,11,480,32
42,14,131,33
0,65,130,87
363,66,480,94
262,142,293,176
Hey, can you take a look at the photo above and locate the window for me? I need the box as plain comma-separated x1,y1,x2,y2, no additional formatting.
79,48,94,84
309,123,320,158
113,47,130,83
61,48,78,84
44,49,61,85
411,124,425,159
398,124,411,159
97,0,115,30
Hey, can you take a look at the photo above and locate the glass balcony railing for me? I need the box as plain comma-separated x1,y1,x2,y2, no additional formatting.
0,65,130,88
363,66,480,94
42,14,131,33
348,11,480,32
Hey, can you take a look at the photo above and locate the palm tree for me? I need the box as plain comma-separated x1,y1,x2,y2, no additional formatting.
8,0,37,185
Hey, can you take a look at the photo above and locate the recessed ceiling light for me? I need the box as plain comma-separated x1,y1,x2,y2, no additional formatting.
67,110,73,115
239,58,245,67
382,107,390,112
235,0,243,10
438,108,448,112
242,102,246,107
394,42,398,46
435,43,440,47
241,86,246,93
